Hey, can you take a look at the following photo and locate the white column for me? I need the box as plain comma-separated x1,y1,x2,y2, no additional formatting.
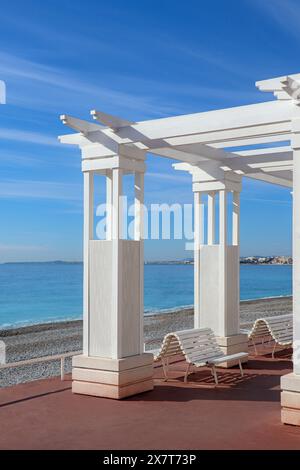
194,192,203,328
293,130,300,375
134,172,145,352
232,191,240,334
219,190,227,336
219,189,227,246
106,170,113,240
111,168,123,358
134,172,144,241
207,191,216,245
112,168,123,240
232,191,240,246
83,171,94,355
281,119,300,425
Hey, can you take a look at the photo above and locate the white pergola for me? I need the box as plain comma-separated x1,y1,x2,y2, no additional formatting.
60,73,300,424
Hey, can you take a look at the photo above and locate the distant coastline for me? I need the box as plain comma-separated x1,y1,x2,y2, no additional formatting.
2,256,293,266
146,256,293,265
1,260,82,265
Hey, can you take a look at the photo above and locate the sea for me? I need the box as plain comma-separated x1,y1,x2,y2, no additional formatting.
0,262,292,328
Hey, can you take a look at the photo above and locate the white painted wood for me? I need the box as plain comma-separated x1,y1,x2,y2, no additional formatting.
91,109,135,129
89,240,141,359
89,241,112,357
198,245,239,337
194,192,203,328
248,315,293,357
219,189,227,337
134,172,143,241
164,122,292,148
58,73,300,388
199,246,221,334
207,191,216,245
60,114,102,134
292,119,300,375
225,246,240,336
134,172,145,353
232,191,240,246
111,168,123,359
154,327,247,383
106,170,112,240
120,241,141,357
256,73,300,94
82,156,146,173
237,147,291,157
193,180,242,193
219,190,227,246
112,168,123,240
83,171,94,355
212,134,291,149
246,172,292,188
194,192,204,247
116,100,298,142
262,165,293,172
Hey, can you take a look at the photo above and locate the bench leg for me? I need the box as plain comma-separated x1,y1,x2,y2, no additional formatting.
238,360,244,377
60,357,65,381
161,358,168,381
252,339,258,356
272,342,277,359
211,365,218,385
184,363,191,383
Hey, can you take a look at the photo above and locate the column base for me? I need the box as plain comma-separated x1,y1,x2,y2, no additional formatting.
281,373,300,425
215,334,249,368
72,353,154,400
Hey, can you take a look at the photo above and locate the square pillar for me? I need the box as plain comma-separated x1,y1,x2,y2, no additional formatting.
72,152,153,399
194,176,248,366
281,120,300,423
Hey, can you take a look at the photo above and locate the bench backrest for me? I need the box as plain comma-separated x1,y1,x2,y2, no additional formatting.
249,314,293,345
154,328,224,365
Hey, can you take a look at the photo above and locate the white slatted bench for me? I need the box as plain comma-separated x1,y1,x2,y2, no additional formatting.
246,314,293,358
154,328,248,385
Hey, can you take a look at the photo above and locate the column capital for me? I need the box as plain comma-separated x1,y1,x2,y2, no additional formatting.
81,152,146,174
192,173,242,193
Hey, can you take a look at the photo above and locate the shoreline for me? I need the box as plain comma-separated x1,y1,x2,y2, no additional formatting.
0,294,293,332
0,295,293,388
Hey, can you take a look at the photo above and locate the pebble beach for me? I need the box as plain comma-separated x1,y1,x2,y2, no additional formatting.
0,295,293,388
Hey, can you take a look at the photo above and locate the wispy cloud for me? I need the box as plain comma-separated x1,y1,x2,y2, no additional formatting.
118,74,260,105
0,51,181,118
0,150,42,167
0,179,82,201
174,44,250,80
0,46,261,122
0,127,60,147
250,0,300,41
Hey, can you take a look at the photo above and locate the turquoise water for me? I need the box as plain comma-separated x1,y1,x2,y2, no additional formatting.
0,263,292,328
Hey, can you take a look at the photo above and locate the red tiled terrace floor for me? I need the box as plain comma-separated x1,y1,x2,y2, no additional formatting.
1,347,300,450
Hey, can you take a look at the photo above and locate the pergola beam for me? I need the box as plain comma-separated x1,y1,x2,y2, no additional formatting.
245,172,292,188
91,109,135,130
59,75,300,189
212,134,291,149
114,100,298,143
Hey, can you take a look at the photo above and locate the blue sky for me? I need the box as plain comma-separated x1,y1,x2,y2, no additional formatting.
0,0,296,261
